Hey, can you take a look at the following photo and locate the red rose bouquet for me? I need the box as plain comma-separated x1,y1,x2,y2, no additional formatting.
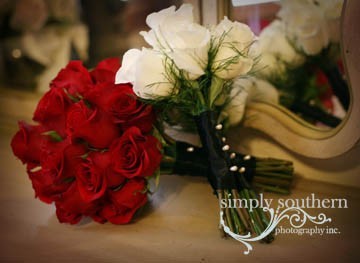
11,58,162,224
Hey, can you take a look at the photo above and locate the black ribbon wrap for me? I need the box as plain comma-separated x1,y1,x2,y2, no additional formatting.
233,154,256,183
193,111,238,190
172,141,256,184
290,100,341,128
172,141,207,176
323,65,349,110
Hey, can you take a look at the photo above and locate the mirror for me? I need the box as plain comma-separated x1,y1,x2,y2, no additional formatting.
229,0,348,129
202,0,360,158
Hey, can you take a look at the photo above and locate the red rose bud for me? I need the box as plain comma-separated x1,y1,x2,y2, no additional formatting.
90,57,121,83
337,60,344,75
76,151,125,203
85,151,125,188
40,138,87,182
66,101,120,149
316,70,334,112
55,182,100,224
55,204,83,225
316,69,330,87
27,163,71,204
85,83,155,133
77,158,107,202
11,122,47,164
50,61,93,97
33,88,72,136
100,178,147,224
110,126,162,178
29,139,86,204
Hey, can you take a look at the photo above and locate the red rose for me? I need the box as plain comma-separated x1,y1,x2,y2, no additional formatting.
110,127,162,178
66,100,120,149
41,138,87,182
100,179,147,224
33,88,73,136
11,122,47,164
316,70,334,112
90,57,121,83
86,83,155,133
27,139,87,203
55,204,82,225
50,61,93,96
55,183,100,224
27,162,71,204
90,212,107,224
76,151,125,202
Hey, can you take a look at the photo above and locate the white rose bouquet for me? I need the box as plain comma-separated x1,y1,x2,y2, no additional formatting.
252,0,346,127
116,4,275,244
277,0,349,111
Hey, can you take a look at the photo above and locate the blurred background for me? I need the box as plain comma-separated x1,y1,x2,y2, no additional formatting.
0,0,279,93
0,0,186,92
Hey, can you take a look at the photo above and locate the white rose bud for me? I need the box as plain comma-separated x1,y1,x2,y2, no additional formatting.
115,48,176,100
140,4,210,80
258,20,304,66
140,5,177,49
212,17,256,80
115,48,141,84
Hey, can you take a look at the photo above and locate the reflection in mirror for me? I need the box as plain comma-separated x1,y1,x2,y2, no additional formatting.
229,0,348,129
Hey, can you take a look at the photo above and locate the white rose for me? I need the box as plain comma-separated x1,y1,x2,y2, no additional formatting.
140,5,177,49
222,85,248,126
258,20,304,66
223,77,279,126
316,0,344,43
115,48,176,100
278,0,329,55
115,48,141,84
134,49,176,99
316,0,343,19
140,4,210,80
212,17,256,80
255,52,287,78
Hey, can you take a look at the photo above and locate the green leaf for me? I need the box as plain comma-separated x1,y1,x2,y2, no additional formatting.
42,130,63,142
151,126,167,147
209,76,224,108
154,169,161,189
63,88,80,103
146,169,161,195
62,177,76,183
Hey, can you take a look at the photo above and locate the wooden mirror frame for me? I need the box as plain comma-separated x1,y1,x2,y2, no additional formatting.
199,0,360,158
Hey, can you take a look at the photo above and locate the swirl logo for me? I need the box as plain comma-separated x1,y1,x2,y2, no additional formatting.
220,206,332,255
